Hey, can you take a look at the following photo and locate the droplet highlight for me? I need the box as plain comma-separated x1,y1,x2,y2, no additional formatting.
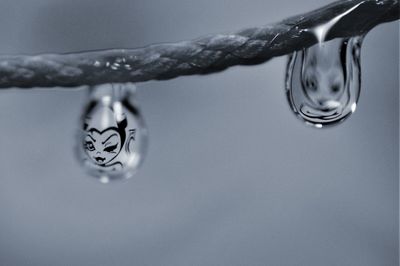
77,83,148,183
285,36,363,127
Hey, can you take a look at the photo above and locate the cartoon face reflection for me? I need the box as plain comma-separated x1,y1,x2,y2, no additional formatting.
82,105,129,168
81,99,138,175
84,127,123,165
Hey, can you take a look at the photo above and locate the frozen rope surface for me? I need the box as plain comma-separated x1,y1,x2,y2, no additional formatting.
0,0,398,89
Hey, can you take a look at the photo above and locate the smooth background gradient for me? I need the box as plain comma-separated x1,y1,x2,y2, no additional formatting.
0,0,398,265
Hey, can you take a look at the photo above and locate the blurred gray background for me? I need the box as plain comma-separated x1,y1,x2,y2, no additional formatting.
0,0,398,265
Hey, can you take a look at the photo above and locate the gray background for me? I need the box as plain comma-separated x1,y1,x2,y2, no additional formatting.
0,0,398,265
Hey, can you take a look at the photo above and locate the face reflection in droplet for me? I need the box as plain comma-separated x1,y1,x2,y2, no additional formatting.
285,36,363,127
77,83,148,183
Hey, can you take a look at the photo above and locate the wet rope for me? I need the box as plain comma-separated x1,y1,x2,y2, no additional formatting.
0,0,398,89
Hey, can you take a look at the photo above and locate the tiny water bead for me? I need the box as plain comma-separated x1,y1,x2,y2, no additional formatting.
77,83,148,183
285,36,363,127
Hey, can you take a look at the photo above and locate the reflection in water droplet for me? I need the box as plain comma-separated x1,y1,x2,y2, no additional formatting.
285,36,363,127
77,83,148,183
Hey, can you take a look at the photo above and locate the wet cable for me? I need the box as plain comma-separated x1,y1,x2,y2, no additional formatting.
0,0,398,89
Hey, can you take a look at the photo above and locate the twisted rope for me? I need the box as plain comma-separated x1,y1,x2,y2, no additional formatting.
0,0,398,89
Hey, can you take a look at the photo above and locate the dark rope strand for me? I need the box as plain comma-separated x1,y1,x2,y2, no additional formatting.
0,0,398,89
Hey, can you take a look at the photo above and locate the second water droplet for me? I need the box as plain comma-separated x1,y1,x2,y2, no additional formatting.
285,36,363,128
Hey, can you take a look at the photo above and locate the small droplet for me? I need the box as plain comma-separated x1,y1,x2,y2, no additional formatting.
77,83,148,182
285,36,363,127
93,60,101,67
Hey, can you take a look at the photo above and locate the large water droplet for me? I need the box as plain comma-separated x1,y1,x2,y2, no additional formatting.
285,36,363,127
77,83,148,183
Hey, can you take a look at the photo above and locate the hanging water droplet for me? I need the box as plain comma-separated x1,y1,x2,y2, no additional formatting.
285,36,363,127
77,83,148,183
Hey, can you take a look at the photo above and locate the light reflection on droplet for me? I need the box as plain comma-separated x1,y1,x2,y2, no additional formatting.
315,123,323,129
351,103,357,113
311,2,362,44
99,176,110,184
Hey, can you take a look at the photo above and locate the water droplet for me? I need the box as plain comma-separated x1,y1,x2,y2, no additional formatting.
285,36,363,127
77,83,148,182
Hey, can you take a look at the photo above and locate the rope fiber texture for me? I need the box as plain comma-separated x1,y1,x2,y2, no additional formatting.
0,0,398,88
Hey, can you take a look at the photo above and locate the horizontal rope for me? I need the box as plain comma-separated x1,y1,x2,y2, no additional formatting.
0,0,398,89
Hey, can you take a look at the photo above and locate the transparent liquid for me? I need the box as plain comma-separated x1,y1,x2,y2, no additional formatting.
285,36,363,127
286,36,362,128
284,1,364,128
76,83,148,183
